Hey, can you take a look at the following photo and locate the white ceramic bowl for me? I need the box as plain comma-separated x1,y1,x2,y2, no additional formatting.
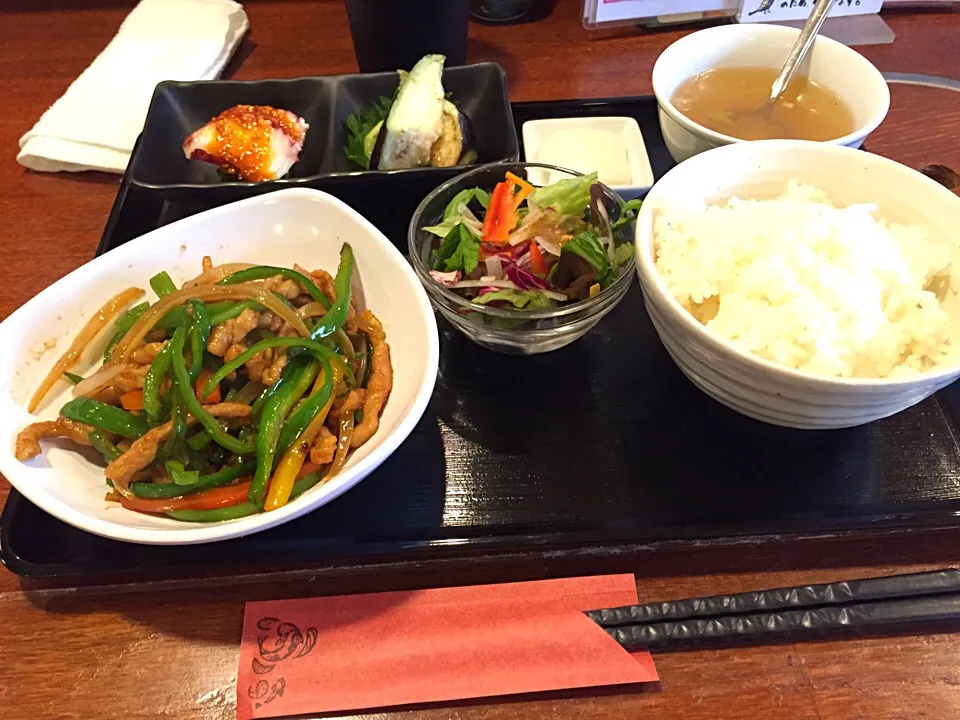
635,140,960,430
0,188,439,544
652,24,890,163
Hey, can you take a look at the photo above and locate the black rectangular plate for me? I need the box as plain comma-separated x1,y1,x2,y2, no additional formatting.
129,63,518,195
5,95,960,582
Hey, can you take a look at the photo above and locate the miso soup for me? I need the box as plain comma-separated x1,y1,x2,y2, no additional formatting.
671,66,856,142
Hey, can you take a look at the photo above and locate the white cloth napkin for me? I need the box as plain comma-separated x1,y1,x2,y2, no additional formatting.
17,0,248,174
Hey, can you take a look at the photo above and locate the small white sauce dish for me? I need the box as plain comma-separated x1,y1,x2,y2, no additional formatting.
522,117,654,200
652,24,890,164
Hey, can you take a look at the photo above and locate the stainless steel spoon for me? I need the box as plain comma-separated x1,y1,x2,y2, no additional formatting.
768,0,835,104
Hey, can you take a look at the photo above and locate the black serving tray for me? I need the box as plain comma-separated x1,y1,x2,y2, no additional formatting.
5,95,960,582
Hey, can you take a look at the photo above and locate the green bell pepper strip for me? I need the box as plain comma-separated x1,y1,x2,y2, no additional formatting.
188,327,203,383
209,300,262,327
60,397,149,440
219,266,331,310
88,430,123,463
142,341,173,423
149,271,177,298
309,244,354,340
276,354,334,454
170,325,256,456
131,460,255,499
191,299,211,343
187,298,212,383
165,460,200,486
249,357,320,506
185,443,210,474
156,380,187,463
202,337,335,399
103,301,151,362
63,371,84,385
155,306,191,330
187,430,212,451
166,471,322,522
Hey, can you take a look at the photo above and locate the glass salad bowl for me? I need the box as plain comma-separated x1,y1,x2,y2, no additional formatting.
408,162,637,355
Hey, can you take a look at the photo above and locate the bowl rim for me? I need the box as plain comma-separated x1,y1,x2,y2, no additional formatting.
0,187,440,545
408,161,637,321
636,139,960,390
651,23,891,148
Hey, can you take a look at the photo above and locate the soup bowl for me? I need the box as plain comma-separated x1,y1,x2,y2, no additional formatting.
652,24,890,163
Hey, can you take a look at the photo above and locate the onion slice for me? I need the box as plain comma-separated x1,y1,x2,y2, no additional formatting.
72,363,130,399
181,263,256,289
296,302,328,319
326,415,355,479
112,285,309,362
28,287,145,413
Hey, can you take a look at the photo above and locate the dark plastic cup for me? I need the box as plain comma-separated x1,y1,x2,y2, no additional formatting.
345,0,470,73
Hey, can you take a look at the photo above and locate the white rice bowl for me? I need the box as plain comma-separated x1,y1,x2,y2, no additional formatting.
635,140,960,429
653,181,959,379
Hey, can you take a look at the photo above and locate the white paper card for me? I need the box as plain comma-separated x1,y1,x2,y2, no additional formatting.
738,0,884,23
584,0,736,27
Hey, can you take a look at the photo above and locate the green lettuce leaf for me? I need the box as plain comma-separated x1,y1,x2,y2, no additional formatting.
443,188,490,221
611,242,634,271
423,189,492,237
529,172,598,215
432,223,480,274
612,198,643,230
422,217,460,238
472,289,557,311
562,231,610,282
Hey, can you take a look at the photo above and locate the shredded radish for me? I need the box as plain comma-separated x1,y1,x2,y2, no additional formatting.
508,210,544,246
484,256,503,278
429,270,461,286
457,204,484,237
450,279,519,289
534,235,561,256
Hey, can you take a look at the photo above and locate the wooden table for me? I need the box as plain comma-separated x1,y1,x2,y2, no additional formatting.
2,1,960,718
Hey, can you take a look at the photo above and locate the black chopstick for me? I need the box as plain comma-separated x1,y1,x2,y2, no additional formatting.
587,569,960,627
600,594,960,651
585,569,960,651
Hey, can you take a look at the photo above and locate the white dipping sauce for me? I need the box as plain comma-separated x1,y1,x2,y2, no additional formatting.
538,128,631,186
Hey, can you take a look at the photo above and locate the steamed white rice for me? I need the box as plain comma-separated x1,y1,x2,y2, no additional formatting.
653,181,958,379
